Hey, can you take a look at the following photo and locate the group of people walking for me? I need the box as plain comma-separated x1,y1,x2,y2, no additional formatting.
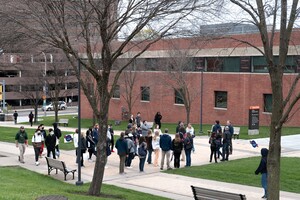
15,123,62,165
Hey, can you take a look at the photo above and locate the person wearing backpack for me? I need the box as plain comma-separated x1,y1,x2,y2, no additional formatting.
183,132,193,167
138,136,147,172
221,126,231,161
209,132,218,163
53,123,62,157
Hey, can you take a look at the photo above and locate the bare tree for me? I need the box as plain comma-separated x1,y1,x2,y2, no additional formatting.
0,0,222,196
161,39,209,124
44,53,73,122
226,1,300,199
120,69,138,118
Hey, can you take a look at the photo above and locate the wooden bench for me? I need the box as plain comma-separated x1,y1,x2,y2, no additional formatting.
58,118,69,127
45,157,76,181
233,127,241,139
191,185,246,200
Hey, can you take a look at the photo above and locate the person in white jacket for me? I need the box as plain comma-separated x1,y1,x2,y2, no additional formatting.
32,129,44,166
152,130,160,167
73,129,79,163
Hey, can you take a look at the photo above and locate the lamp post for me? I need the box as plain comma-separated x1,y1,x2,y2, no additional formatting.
199,67,204,134
41,52,47,116
0,49,5,111
76,58,83,186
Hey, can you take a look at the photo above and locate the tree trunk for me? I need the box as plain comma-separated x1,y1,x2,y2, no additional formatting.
88,87,109,195
268,68,283,200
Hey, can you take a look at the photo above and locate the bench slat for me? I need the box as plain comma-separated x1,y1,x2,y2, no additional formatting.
191,186,246,200
57,119,69,127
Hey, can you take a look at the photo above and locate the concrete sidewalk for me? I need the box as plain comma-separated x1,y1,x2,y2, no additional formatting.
1,122,300,199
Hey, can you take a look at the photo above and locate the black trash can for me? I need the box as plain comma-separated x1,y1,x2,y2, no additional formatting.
0,114,5,121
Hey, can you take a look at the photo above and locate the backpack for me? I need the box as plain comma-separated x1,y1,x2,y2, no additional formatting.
138,143,147,156
184,138,193,150
209,137,217,148
55,128,62,138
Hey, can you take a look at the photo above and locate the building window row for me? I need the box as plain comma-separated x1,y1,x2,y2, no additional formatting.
113,85,273,113
115,56,299,73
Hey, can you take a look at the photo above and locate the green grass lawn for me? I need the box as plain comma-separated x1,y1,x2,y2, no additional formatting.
164,157,300,193
0,166,169,200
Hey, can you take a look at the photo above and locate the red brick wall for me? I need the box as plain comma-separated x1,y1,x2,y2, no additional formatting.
81,71,300,127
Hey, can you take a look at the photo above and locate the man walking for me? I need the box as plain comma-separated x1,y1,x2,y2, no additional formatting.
13,110,18,124
15,126,28,163
28,111,34,126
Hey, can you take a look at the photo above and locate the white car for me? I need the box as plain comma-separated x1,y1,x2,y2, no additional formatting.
42,101,67,111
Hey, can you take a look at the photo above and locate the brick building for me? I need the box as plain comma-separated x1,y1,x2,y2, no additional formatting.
81,30,300,127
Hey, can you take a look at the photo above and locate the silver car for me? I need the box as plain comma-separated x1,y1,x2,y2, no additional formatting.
42,101,67,111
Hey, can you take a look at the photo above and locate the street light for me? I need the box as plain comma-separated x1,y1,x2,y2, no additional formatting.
41,52,47,116
199,67,204,134
0,49,5,112
76,58,83,186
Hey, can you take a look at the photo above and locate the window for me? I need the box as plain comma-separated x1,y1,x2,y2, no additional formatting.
215,91,227,108
223,57,240,72
141,86,150,101
206,57,223,72
112,85,120,99
263,94,272,112
253,56,268,73
174,89,184,104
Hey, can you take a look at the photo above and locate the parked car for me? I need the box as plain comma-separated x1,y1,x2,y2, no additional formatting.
42,101,67,111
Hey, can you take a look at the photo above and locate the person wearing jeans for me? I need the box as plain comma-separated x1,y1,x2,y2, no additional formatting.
183,132,193,167
138,136,147,172
255,148,268,199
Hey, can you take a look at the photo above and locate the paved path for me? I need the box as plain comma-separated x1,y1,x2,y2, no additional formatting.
1,120,300,200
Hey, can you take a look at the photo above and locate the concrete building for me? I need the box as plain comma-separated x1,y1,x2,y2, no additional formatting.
81,30,300,127
0,51,78,109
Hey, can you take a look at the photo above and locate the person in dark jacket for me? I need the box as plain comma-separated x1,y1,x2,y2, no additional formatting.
86,127,95,161
221,126,231,161
145,130,153,164
171,133,183,168
53,122,62,156
209,132,217,163
159,128,172,170
79,132,87,167
13,110,18,124
115,132,128,174
138,136,147,172
255,148,268,199
183,132,193,167
154,111,162,129
28,111,34,127
45,128,57,159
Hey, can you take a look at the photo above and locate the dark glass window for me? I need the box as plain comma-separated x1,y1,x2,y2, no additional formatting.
263,94,272,112
112,85,120,99
215,91,227,108
141,86,150,101
175,89,184,104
